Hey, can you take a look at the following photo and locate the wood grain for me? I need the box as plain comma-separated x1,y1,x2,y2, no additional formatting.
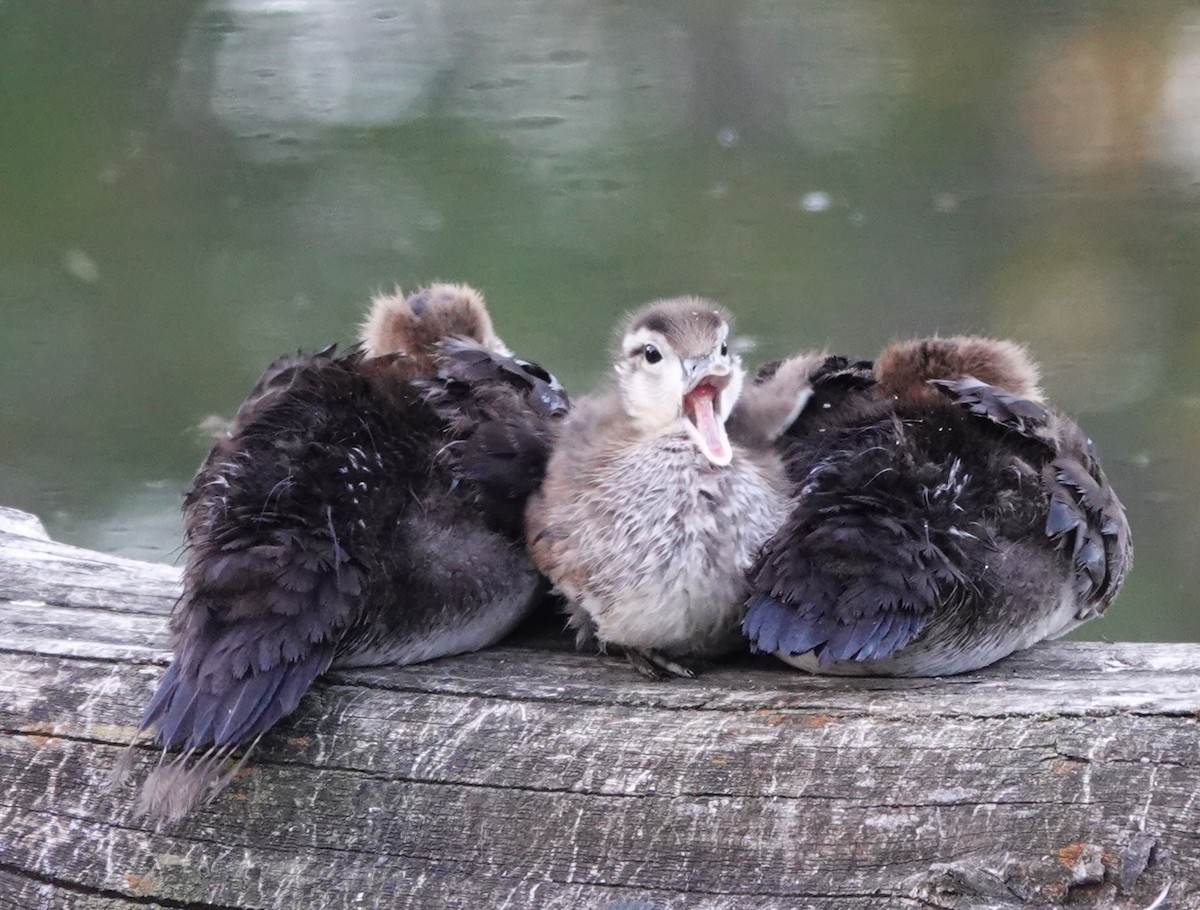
0,509,1196,909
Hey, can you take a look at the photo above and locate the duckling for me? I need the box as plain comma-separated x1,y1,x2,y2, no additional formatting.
525,298,801,678
743,336,1132,676
123,283,568,819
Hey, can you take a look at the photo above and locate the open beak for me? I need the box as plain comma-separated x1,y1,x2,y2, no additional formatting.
682,357,733,466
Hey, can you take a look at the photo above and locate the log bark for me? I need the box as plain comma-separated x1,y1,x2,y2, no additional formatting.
0,507,1196,910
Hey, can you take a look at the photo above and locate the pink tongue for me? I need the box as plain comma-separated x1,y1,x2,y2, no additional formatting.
687,385,731,464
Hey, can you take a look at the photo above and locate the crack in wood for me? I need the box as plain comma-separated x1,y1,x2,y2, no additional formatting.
2,508,1197,909
1,802,916,903
0,861,245,910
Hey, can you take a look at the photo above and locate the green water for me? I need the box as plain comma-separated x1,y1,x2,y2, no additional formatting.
2,1,1198,641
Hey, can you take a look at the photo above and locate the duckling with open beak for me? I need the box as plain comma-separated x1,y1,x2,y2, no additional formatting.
743,336,1132,676
121,283,568,819
526,297,802,678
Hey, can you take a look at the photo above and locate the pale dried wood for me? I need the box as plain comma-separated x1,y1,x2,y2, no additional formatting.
0,508,49,541
0,508,1197,909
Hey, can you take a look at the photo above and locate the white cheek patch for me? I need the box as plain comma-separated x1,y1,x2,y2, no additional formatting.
633,372,683,427
619,329,685,430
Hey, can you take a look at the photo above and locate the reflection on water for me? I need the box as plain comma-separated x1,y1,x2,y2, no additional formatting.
990,233,1167,414
175,0,450,160
2,0,1198,641
1161,13,1200,176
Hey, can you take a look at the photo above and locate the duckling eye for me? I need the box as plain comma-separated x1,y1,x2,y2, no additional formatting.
643,344,662,364
720,342,729,357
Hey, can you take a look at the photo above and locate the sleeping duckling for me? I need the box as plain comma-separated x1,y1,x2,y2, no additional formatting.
743,336,1131,676
525,297,806,678
124,283,567,819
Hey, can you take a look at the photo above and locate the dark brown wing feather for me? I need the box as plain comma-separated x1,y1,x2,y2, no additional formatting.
934,377,1131,614
744,357,958,662
133,341,568,819
744,364,1131,667
421,339,569,535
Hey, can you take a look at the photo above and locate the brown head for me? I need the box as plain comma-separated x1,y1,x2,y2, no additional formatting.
617,297,731,362
875,335,1043,407
359,283,509,369
613,297,743,465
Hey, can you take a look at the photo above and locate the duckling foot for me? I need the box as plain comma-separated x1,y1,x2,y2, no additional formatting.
624,648,698,680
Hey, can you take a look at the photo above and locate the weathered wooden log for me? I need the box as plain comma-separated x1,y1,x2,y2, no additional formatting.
0,506,1195,909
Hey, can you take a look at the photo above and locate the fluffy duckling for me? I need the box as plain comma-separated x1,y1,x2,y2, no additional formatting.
526,298,802,678
123,284,567,819
743,336,1132,676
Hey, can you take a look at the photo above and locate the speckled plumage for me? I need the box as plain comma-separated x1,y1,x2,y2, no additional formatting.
124,285,567,818
743,337,1132,677
529,397,790,659
526,299,795,673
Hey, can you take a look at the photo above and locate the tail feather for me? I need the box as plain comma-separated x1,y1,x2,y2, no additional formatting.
743,594,789,654
826,614,888,662
139,660,182,730
213,667,288,746
106,742,140,793
136,746,232,821
145,643,333,753
129,642,333,819
746,437,972,664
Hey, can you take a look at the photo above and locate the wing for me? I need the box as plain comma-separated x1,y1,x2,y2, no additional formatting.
929,376,1051,438
730,354,877,448
934,377,1132,615
149,529,363,752
420,339,569,536
808,355,877,394
137,349,373,818
744,431,970,664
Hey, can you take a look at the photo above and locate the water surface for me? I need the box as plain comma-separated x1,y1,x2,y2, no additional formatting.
2,0,1198,641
